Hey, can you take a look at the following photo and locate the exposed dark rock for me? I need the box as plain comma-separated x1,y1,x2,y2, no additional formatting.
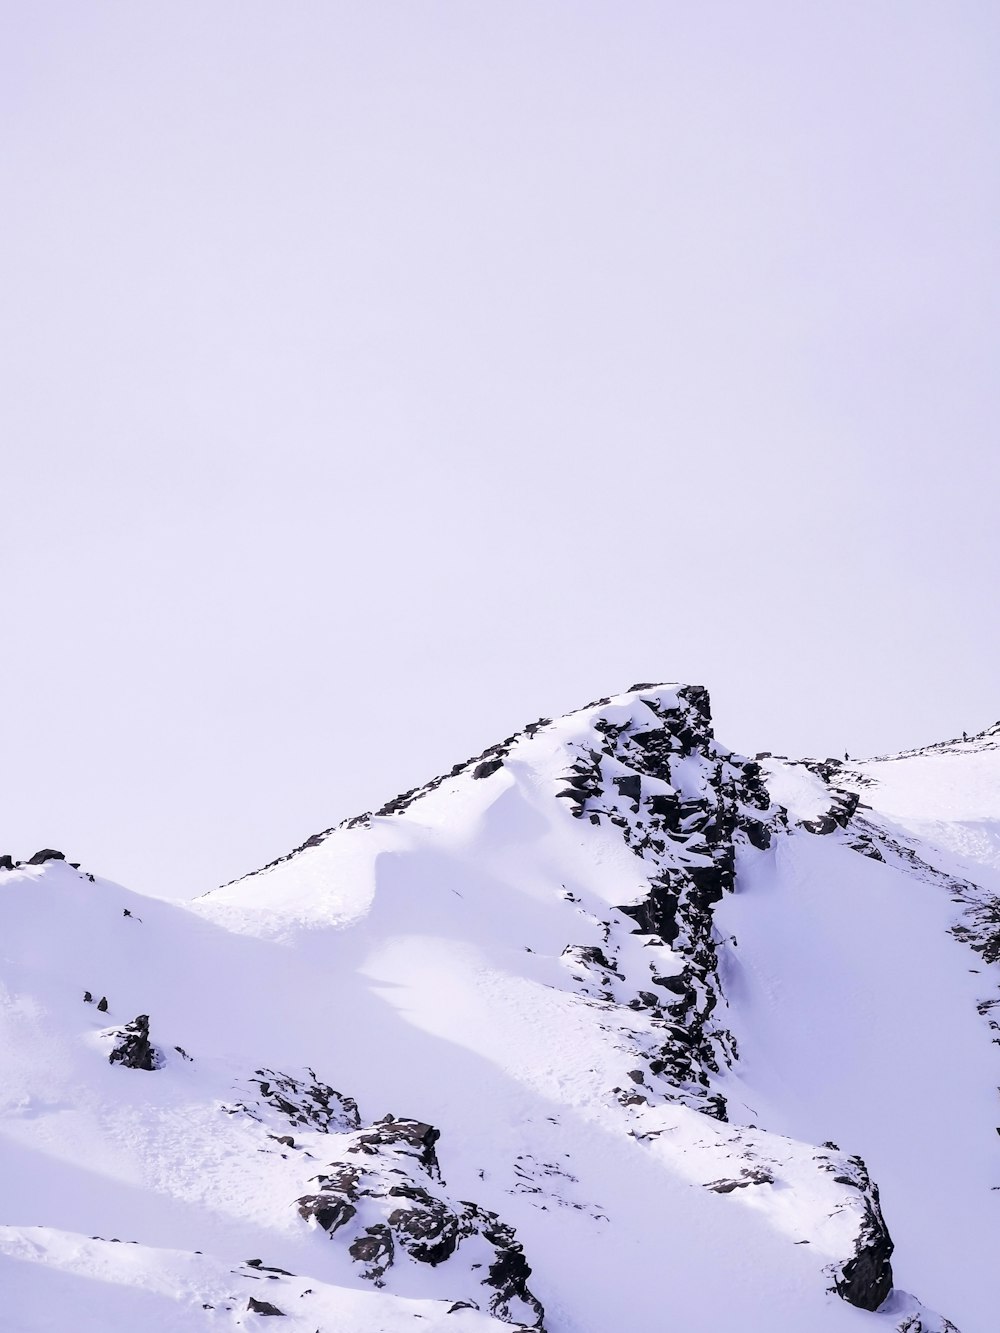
704,1167,774,1193
244,1260,293,1276
353,1115,442,1176
614,773,642,807
96,996,108,1012
555,751,605,819
896,1316,960,1333
296,1194,356,1234
553,686,787,1117
562,944,616,972
83,991,93,1003
800,785,860,836
246,1296,284,1315
0,854,14,871
388,1189,460,1265
847,834,884,861
831,1157,894,1312
479,1212,545,1327
297,1114,543,1326
618,876,680,944
27,848,65,865
108,1014,163,1071
227,1068,360,1134
559,944,622,998
472,758,504,780
349,1224,394,1283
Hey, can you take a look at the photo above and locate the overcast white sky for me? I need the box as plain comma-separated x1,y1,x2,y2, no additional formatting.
3,2,999,899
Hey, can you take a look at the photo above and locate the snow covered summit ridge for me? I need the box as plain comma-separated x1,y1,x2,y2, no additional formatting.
3,681,997,1331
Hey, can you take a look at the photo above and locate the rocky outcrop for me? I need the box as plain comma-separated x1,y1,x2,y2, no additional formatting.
826,1155,894,1311
797,767,860,835
224,1067,360,1135
107,1015,163,1071
222,1067,544,1328
246,1296,284,1315
703,1166,775,1193
216,714,559,887
26,848,65,865
0,854,15,871
552,685,780,1118
296,1113,544,1328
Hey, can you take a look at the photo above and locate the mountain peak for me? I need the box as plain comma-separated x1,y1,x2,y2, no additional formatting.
3,684,997,1330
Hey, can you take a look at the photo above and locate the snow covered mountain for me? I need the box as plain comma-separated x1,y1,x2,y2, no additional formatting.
2,684,997,1332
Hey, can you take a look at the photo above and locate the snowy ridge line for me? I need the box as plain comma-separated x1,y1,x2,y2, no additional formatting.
847,717,1000,766
215,682,697,891
213,703,604,889
760,717,1000,776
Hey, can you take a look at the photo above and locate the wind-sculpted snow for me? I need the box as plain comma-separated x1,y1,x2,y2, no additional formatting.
2,684,997,1330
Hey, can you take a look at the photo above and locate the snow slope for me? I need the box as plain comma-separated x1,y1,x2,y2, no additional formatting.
2,685,996,1332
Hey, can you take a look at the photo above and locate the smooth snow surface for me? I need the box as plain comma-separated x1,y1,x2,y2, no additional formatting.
1,686,996,1331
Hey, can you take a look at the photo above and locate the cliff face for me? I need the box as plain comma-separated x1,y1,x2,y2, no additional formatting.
1,683,995,1332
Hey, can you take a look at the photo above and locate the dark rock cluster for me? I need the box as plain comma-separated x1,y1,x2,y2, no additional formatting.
246,1295,284,1316
107,1014,164,1071
1,849,68,870
225,1076,544,1328
555,686,780,1118
704,1166,775,1193
293,1112,543,1327
824,1155,894,1311
224,1067,360,1135
27,848,66,865
795,764,861,835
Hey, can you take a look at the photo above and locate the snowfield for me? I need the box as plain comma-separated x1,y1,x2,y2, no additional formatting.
1,685,995,1331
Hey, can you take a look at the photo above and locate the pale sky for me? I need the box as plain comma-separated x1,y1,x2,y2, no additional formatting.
3,2,999,899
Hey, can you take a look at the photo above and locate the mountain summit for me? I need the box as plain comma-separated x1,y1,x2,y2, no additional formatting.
1,684,996,1331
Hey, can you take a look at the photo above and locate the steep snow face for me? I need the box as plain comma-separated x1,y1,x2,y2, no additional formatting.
1,684,994,1332
716,730,1000,1333
845,722,1000,896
